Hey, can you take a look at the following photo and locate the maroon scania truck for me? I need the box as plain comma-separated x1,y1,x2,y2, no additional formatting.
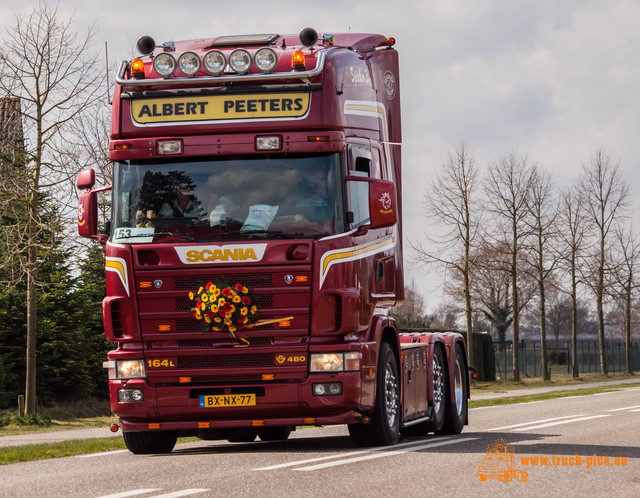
77,28,470,454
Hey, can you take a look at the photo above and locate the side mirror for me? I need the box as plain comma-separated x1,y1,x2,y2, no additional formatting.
77,168,96,190
369,180,397,229
78,190,98,239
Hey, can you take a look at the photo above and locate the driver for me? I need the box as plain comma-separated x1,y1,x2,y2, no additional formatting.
158,182,203,218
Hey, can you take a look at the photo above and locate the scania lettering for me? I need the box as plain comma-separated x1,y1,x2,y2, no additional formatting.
78,28,470,454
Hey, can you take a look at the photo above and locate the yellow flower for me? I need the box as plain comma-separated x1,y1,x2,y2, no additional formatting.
201,302,206,311
212,326,220,332
250,305,257,314
224,318,232,326
230,305,236,313
240,307,248,316
204,316,211,323
188,291,194,300
195,310,202,320
212,287,220,297
202,293,208,302
232,295,241,304
229,326,237,333
225,312,233,319
197,286,203,295
218,297,226,306
210,304,219,313
242,287,249,294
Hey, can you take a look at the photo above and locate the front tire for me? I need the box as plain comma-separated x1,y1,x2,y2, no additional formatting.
123,430,177,454
257,426,292,441
349,342,400,446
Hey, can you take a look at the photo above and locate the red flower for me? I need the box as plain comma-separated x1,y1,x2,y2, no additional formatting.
222,287,233,297
237,316,247,324
222,302,232,312
235,283,244,292
206,281,214,290
206,310,214,318
242,296,251,305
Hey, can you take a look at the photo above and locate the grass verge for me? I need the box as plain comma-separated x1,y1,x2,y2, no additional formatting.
469,382,640,408
0,437,127,465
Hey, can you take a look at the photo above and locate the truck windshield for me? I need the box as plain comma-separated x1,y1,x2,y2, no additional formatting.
111,153,344,243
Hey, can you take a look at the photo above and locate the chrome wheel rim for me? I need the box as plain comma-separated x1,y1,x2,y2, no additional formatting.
454,356,464,416
384,363,399,428
433,353,444,414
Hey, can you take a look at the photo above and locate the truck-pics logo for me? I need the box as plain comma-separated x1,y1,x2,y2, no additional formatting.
477,439,528,483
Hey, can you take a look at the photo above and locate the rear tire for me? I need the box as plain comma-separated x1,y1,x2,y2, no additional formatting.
437,344,468,435
123,430,177,454
427,346,447,433
348,343,400,446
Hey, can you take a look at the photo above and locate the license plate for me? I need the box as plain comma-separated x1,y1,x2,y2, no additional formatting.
199,394,256,408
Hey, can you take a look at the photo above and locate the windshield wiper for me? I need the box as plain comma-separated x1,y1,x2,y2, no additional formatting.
204,229,295,239
152,232,198,242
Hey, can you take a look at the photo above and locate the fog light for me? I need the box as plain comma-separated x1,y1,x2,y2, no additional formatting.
229,49,252,74
312,382,342,396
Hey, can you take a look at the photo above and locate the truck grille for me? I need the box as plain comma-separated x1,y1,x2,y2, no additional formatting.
178,354,275,369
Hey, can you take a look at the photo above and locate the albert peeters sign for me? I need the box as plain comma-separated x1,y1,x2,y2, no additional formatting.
131,93,311,124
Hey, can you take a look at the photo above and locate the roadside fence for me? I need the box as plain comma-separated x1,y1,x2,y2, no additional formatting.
493,340,639,380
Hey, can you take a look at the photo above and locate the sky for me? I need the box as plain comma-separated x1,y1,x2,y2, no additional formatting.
2,0,639,312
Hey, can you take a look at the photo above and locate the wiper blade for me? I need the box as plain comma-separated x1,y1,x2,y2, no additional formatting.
204,229,295,239
152,232,198,242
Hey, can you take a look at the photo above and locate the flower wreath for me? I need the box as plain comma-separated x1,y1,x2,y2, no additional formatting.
190,281,258,346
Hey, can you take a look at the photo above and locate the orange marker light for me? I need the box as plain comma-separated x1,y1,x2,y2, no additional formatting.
131,58,145,78
291,50,305,70
295,276,309,282
158,324,171,332
198,422,211,429
140,281,152,288
252,420,265,427
262,374,275,381
303,418,316,425
179,377,191,383
148,423,161,429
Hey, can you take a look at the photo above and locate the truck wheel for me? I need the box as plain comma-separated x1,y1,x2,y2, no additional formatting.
123,430,177,454
427,346,447,434
438,344,468,435
257,426,292,441
348,342,400,446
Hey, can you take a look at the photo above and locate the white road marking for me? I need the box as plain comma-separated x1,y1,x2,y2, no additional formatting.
292,437,479,472
606,405,640,412
592,392,617,396
487,414,586,431
96,490,160,498
149,490,209,498
78,450,129,458
513,414,610,431
253,437,453,471
631,409,640,412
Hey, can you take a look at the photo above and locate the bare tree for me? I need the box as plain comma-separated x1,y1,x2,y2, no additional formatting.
556,186,590,377
412,142,481,366
483,153,535,381
525,166,559,381
578,148,630,375
610,224,639,374
0,4,102,413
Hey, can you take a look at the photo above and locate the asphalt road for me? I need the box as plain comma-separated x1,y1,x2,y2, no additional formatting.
2,385,639,497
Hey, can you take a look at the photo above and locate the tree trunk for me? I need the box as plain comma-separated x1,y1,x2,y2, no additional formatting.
25,228,38,414
625,287,632,374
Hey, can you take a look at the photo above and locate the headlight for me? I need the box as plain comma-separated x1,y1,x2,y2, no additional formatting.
229,49,252,74
118,388,144,402
178,51,201,76
309,352,361,372
254,48,277,73
203,50,226,75
153,53,176,77
115,359,146,379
